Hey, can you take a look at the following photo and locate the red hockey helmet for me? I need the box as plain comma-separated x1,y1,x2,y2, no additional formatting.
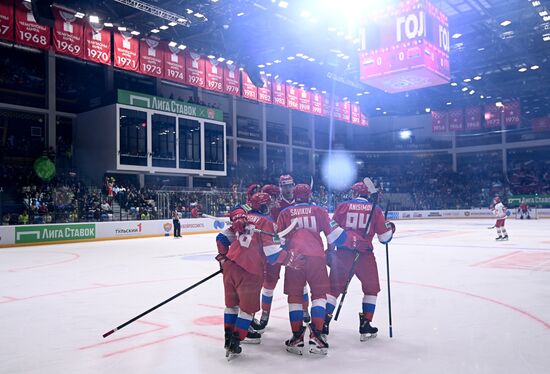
293,184,312,203
279,174,295,187
250,192,271,211
247,183,261,201
229,208,247,233
261,184,280,199
351,182,370,197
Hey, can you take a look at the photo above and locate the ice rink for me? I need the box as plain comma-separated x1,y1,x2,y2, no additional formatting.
1,218,549,374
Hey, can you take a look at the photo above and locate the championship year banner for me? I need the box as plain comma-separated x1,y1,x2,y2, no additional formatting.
15,0,50,50
163,44,186,83
205,57,224,92
286,84,299,110
139,38,163,78
465,106,481,130
297,88,311,113
448,108,464,131
83,21,111,65
351,102,361,124
311,92,323,116
185,50,205,88
503,101,521,127
272,78,286,107
114,30,139,71
223,64,240,96
241,70,258,101
53,7,84,58
360,113,369,127
484,105,501,129
341,100,351,123
0,0,14,42
257,75,272,104
432,110,447,132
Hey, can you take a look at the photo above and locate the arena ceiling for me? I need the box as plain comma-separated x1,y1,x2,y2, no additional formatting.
56,0,550,118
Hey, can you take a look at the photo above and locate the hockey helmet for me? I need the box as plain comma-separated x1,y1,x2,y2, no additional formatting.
351,182,370,197
293,184,312,203
279,174,295,187
250,192,271,212
261,184,280,199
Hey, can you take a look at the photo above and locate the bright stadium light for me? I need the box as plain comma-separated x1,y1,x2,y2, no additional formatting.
89,15,99,24
168,41,177,47
400,130,412,140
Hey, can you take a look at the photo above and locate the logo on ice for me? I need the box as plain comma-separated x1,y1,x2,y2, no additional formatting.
15,224,96,244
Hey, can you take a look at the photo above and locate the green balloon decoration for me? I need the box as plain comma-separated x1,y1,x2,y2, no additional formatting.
34,156,56,182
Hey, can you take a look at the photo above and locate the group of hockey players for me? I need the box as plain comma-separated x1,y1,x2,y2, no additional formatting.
214,175,396,360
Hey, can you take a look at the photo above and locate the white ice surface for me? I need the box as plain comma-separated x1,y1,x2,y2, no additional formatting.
1,219,549,374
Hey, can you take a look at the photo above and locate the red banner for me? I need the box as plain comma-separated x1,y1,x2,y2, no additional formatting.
448,108,464,131
185,50,205,87
503,101,521,127
272,79,286,107
286,84,299,110
322,95,333,117
532,117,550,132
139,38,163,77
163,44,186,83
298,88,311,113
257,75,272,104
0,0,14,42
113,30,139,71
432,110,447,132
15,1,50,50
341,100,351,123
53,7,84,58
484,105,502,128
311,92,323,116
204,57,224,92
83,22,111,65
360,113,369,127
332,98,342,121
241,70,258,101
223,64,240,96
465,106,481,130
351,103,361,124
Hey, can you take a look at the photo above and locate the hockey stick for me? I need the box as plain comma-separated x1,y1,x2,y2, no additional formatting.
334,195,379,321
253,218,298,238
102,269,222,338
202,213,230,222
384,200,393,338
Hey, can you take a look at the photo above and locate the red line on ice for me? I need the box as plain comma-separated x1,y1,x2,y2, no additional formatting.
470,251,523,267
7,251,81,272
79,320,168,350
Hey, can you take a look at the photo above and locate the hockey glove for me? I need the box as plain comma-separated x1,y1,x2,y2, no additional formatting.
385,221,396,234
215,253,228,272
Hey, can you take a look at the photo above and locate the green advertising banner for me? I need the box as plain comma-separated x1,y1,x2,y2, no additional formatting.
15,224,96,244
508,195,550,207
118,89,223,122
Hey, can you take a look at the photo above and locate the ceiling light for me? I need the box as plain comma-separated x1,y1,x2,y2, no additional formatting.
151,29,160,33
452,33,462,39
308,57,315,62
376,107,381,111
178,44,187,50
425,108,431,113
463,78,471,82
75,12,85,19
286,79,292,83
544,34,550,42
265,62,272,66
104,22,113,28
194,13,204,18
462,87,468,92
186,9,194,14
168,41,177,47
266,73,272,77
278,1,289,8
480,95,485,99
518,67,528,72
477,47,485,51
217,57,225,62
207,55,216,59
287,56,295,60
321,91,327,94
177,18,185,23
532,1,541,6
118,26,127,31
89,15,99,24
539,10,548,17
451,82,458,86
159,25,169,30
296,53,304,57
400,130,412,139
473,76,482,80
258,64,265,68
274,60,281,63
225,60,234,65
342,55,350,60
301,55,309,59
239,67,244,71
168,21,178,26
495,102,503,107
500,20,511,27
469,90,475,95
298,83,305,87
446,102,452,105
544,15,550,22
531,65,540,70
237,12,245,16
130,30,140,35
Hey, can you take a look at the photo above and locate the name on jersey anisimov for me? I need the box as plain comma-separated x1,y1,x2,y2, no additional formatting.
348,204,372,212
290,207,313,216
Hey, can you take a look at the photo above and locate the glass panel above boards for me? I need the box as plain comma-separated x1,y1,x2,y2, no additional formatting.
179,118,201,170
204,122,225,171
152,114,176,168
119,108,148,166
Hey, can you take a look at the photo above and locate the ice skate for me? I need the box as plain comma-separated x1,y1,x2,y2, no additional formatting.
502,235,509,241
322,313,333,337
225,331,242,361
308,325,328,355
250,315,268,334
495,236,503,241
285,326,306,355
359,313,378,342
242,326,261,344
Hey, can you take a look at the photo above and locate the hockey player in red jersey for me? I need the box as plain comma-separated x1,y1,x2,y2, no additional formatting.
276,184,355,355
261,184,281,220
216,192,303,360
323,179,395,342
253,175,310,332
